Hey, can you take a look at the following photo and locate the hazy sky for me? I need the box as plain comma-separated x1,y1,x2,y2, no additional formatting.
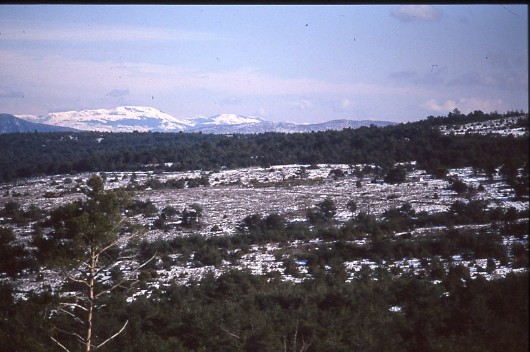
0,4,527,123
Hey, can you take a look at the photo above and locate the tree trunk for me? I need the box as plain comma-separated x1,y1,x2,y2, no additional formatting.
86,252,96,352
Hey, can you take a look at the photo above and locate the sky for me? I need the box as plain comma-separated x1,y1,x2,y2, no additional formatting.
0,4,528,123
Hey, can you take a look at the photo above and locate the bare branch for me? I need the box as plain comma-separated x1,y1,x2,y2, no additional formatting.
59,302,88,312
118,255,139,260
64,270,90,286
300,338,311,352
50,336,71,352
95,320,129,350
95,253,157,299
93,221,128,257
80,260,92,270
220,326,240,340
135,252,157,270
58,308,84,324
53,325,85,345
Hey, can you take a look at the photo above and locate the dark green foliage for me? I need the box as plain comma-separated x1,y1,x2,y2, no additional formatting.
0,226,35,277
1,110,528,351
3,272,527,352
181,204,203,228
384,166,407,184
0,111,527,184
0,201,46,226
307,197,337,225
33,176,132,267
346,199,357,216
236,213,293,243
125,199,158,217
31,175,140,351
382,203,415,232
512,243,529,268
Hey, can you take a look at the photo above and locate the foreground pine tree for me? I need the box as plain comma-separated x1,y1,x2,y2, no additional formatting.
34,175,151,352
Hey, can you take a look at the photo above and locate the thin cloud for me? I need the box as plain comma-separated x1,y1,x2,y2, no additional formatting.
485,50,527,70
253,107,269,118
105,89,129,98
341,98,352,110
0,88,24,98
0,20,225,43
448,72,496,87
0,49,426,116
448,71,526,91
391,5,443,22
389,68,446,86
330,97,355,113
421,98,457,112
421,97,504,114
291,99,313,110
219,96,243,106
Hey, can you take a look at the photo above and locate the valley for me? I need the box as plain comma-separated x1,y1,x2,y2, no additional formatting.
2,162,527,298
0,110,527,352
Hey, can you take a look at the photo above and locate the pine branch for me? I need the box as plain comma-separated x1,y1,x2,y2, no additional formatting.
64,270,90,287
58,308,85,324
220,326,240,340
50,336,72,352
59,302,88,312
52,325,85,345
95,320,129,350
95,253,156,299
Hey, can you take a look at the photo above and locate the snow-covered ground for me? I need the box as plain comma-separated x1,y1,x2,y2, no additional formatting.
439,115,528,137
1,162,527,300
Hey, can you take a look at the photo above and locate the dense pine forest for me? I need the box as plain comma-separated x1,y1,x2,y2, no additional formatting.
0,110,528,183
0,110,528,352
1,270,527,352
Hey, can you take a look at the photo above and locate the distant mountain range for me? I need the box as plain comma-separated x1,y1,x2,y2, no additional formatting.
0,113,77,133
4,106,396,134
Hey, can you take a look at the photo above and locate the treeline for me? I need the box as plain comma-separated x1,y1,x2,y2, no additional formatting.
131,201,528,273
0,111,527,183
0,270,527,352
0,171,528,351
2,191,528,279
421,108,526,126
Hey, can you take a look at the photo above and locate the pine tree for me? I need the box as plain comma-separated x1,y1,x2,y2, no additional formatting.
35,175,152,352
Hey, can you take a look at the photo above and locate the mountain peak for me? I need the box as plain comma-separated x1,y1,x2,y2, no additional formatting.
190,113,264,126
15,106,397,134
21,106,192,132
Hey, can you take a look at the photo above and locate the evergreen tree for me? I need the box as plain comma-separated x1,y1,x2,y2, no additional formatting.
34,175,152,352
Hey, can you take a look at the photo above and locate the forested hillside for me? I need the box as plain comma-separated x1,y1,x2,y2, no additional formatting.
0,110,528,352
0,111,528,183
1,270,527,351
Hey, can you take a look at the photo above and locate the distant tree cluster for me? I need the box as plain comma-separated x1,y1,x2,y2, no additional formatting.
423,108,526,126
0,111,527,183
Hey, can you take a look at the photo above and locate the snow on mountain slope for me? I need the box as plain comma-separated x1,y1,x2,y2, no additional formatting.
21,106,193,132
0,114,77,133
17,106,397,134
187,113,264,127
188,119,397,134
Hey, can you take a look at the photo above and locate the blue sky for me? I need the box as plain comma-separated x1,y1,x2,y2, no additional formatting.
0,4,527,123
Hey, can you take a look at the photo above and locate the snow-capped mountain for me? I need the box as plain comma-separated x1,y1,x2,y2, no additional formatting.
187,113,264,127
17,106,396,134
0,114,77,133
187,118,396,134
21,106,192,133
